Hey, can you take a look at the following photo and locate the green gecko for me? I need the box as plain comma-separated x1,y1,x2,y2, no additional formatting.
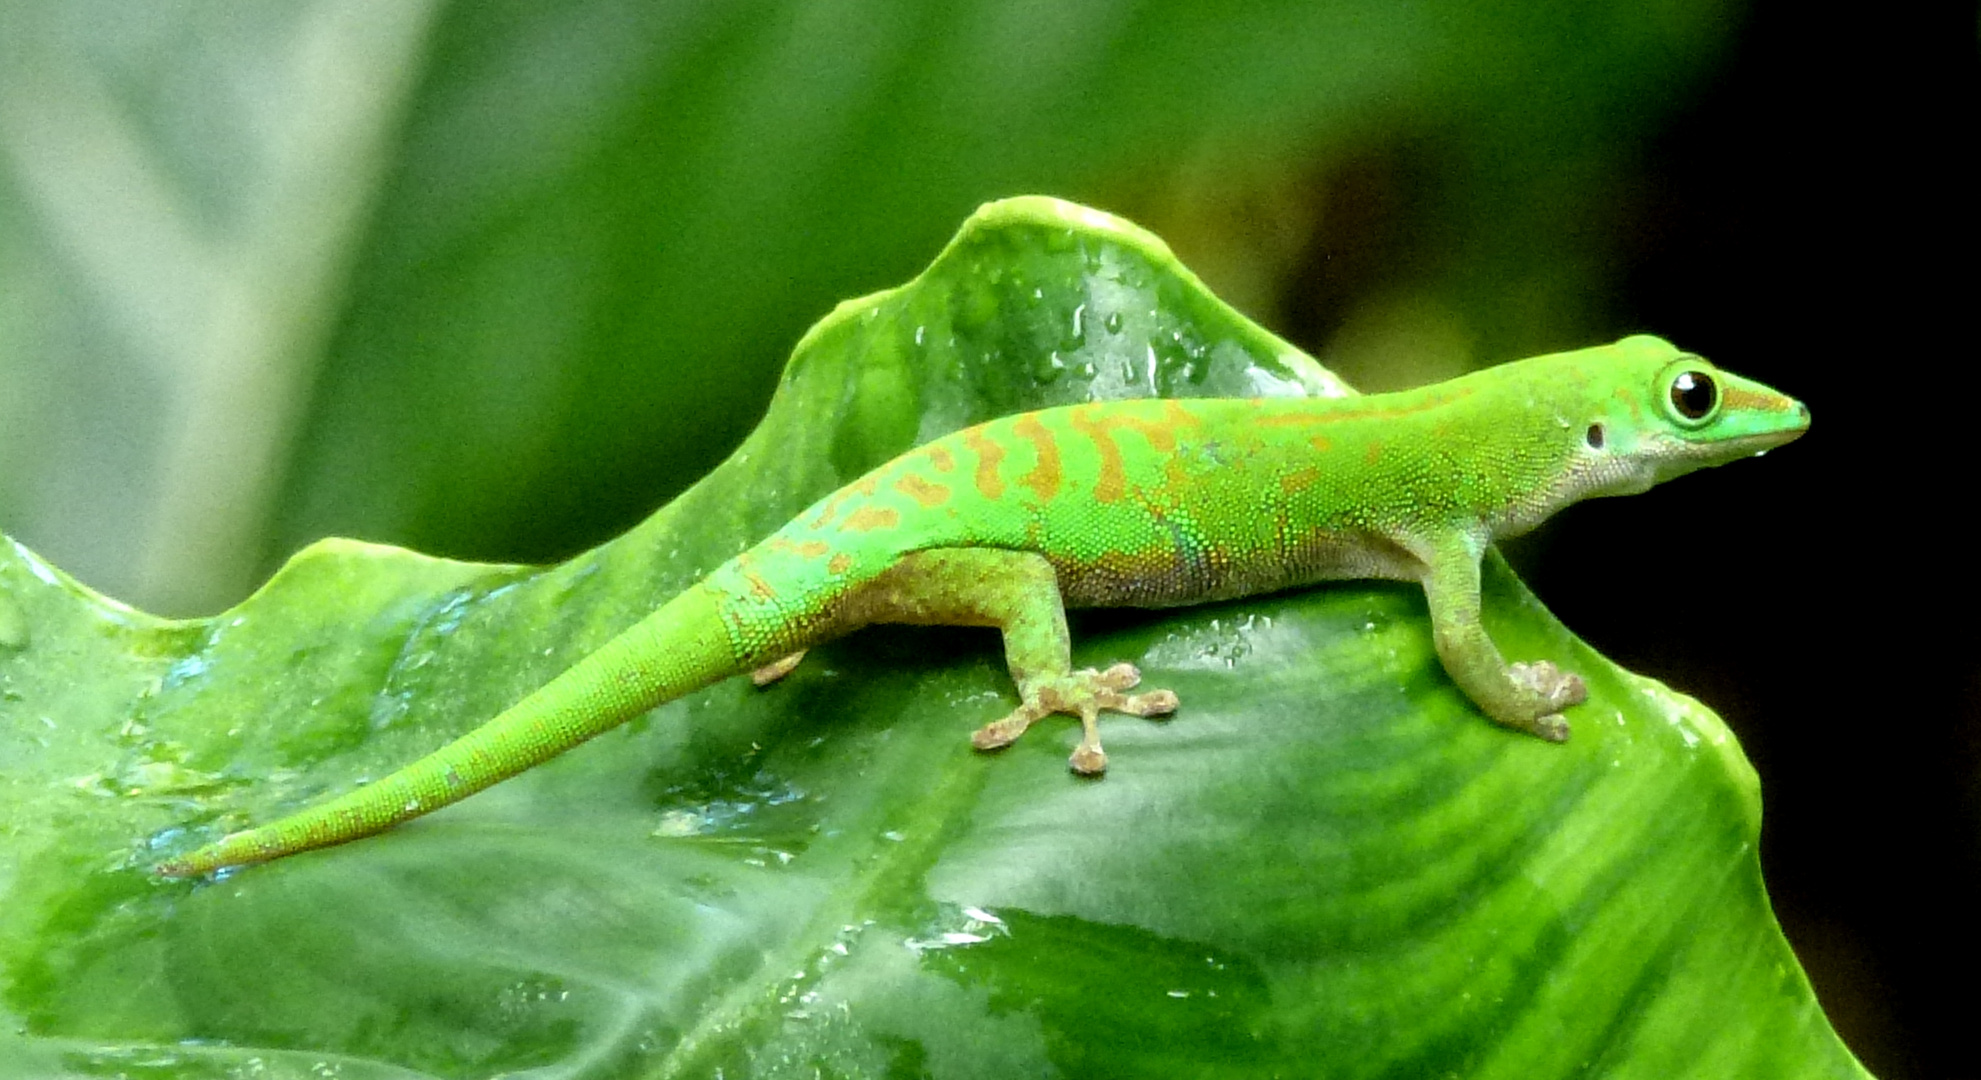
154,334,1808,877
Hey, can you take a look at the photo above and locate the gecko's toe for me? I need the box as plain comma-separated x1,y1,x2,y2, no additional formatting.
1086,665,1178,717
1115,689,1180,717
751,650,807,687
1069,743,1108,775
1510,661,1586,712
1093,663,1142,691
971,708,1042,751
1553,671,1589,710
1069,704,1108,775
1533,713,1571,743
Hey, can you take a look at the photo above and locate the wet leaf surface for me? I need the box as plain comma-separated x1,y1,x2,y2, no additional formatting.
0,200,1862,1079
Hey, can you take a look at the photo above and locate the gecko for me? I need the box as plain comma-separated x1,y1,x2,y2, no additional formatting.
154,334,1808,877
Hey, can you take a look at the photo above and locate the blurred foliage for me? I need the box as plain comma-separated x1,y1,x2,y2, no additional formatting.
0,0,1733,616
0,201,1864,1078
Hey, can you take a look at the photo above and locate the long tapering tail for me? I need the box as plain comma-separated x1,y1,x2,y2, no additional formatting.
155,583,740,876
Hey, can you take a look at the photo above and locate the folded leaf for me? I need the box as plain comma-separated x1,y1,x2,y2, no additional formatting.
0,198,1864,1079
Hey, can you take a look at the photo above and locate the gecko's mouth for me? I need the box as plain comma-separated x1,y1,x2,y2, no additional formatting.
1719,426,1807,455
1647,417,1807,484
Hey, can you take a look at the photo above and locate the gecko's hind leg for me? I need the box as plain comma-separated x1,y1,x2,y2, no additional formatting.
843,548,1177,775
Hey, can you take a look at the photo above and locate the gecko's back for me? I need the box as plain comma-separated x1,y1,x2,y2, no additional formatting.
711,334,1805,642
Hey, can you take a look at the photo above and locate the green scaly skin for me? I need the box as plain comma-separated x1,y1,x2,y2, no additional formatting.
154,334,1808,877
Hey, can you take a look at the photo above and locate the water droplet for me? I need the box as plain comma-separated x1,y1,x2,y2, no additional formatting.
914,325,926,346
652,809,702,837
1104,311,1124,334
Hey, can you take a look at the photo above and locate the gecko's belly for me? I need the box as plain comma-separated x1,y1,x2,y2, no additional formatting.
1047,528,1422,610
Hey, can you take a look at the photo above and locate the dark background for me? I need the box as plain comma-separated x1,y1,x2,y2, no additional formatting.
1506,3,1978,1075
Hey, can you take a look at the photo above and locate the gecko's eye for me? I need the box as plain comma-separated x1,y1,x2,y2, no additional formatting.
1585,423,1605,449
1669,371,1717,420
1655,361,1724,429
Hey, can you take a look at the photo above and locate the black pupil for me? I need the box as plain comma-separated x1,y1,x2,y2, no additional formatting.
1585,423,1604,449
1671,371,1717,419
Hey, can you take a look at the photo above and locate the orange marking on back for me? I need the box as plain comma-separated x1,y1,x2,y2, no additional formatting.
1118,413,1180,452
1162,398,1203,431
843,506,900,532
1279,467,1322,494
1070,405,1127,503
809,489,852,529
828,553,854,574
926,445,956,472
812,475,882,528
1253,411,1333,428
1364,442,1383,465
744,571,777,600
963,426,1006,499
1069,403,1200,502
1309,434,1333,453
1163,456,1191,492
894,473,951,508
770,536,833,558
1013,414,1063,501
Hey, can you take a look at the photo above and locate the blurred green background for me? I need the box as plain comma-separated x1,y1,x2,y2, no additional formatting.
0,0,1731,614
1,1,1973,1076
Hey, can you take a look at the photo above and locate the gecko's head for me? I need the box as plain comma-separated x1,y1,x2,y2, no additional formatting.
1562,335,1810,499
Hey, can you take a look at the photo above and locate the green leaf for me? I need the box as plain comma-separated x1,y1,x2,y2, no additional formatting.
0,199,1862,1079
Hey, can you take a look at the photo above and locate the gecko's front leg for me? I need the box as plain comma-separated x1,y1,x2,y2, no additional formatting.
841,548,1177,774
1419,537,1586,741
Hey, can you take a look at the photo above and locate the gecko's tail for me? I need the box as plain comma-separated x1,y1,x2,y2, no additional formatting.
154,583,741,877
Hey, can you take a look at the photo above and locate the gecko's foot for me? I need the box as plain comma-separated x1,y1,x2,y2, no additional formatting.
751,651,807,687
1507,661,1584,743
970,662,1179,776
